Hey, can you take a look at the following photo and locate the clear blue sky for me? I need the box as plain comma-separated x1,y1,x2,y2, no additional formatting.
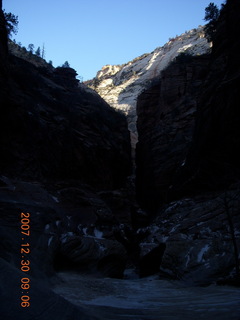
3,0,224,81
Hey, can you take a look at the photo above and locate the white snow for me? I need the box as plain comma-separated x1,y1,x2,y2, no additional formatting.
161,236,169,242
197,244,210,263
98,243,107,252
55,220,61,227
94,228,103,239
185,247,194,267
48,236,53,247
181,159,186,167
149,225,159,233
52,196,59,203
169,224,180,233
82,227,88,235
186,254,191,267
60,232,74,244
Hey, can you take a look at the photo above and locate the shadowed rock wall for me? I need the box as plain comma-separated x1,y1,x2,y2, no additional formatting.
0,12,132,317
136,0,240,211
136,55,209,211
135,0,240,284
0,56,132,190
172,0,240,196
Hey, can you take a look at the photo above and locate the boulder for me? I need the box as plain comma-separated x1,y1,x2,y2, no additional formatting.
139,243,166,278
148,191,240,284
56,234,127,278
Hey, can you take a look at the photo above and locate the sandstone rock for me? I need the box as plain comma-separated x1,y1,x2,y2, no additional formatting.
134,1,240,284
0,175,131,279
170,0,240,196
0,40,132,318
160,238,237,285
143,190,240,284
136,55,209,211
139,243,166,278
53,66,79,88
0,55,132,190
57,234,127,278
86,27,210,148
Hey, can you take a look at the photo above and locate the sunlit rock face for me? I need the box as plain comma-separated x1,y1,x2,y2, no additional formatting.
96,64,122,79
86,27,210,148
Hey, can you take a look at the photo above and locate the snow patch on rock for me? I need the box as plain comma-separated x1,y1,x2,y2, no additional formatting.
94,228,103,239
48,236,53,247
197,244,210,263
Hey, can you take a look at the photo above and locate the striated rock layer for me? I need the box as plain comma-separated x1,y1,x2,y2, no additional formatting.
0,8,132,317
135,0,240,284
0,57,131,190
173,0,240,196
86,27,210,148
136,54,210,211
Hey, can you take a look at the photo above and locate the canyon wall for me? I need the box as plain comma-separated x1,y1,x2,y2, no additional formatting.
136,54,210,211
174,0,240,196
0,11,132,318
136,0,240,213
0,58,132,190
86,27,210,148
135,0,240,284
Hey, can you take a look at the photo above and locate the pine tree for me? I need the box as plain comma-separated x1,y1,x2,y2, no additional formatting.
28,43,34,54
35,46,41,57
3,10,18,37
62,61,70,68
41,43,45,59
204,2,220,42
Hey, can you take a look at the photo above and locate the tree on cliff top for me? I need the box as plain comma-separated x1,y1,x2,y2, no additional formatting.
204,2,220,42
0,1,8,57
3,10,18,37
62,61,70,68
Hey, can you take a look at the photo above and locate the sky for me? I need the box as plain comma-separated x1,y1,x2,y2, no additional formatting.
3,0,225,81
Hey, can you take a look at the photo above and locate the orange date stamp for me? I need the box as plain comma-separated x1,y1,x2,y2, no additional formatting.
20,212,31,308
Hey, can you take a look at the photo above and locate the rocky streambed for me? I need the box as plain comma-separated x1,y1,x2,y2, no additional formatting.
53,271,240,320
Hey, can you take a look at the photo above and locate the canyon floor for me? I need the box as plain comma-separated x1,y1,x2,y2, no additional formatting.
53,271,240,320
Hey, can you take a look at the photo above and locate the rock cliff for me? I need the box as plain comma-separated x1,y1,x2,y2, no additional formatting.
0,57,131,190
86,27,210,149
173,0,240,196
136,0,240,203
136,0,240,285
0,7,132,318
136,54,210,211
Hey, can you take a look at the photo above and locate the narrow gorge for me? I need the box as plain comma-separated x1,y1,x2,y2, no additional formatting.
0,0,240,319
